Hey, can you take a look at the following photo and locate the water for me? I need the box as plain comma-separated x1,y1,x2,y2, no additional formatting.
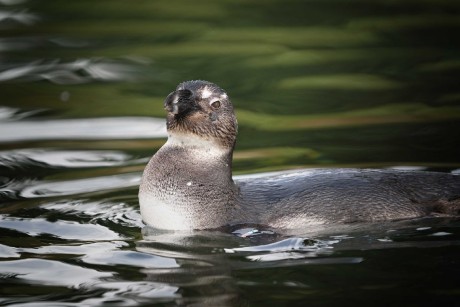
1,0,460,306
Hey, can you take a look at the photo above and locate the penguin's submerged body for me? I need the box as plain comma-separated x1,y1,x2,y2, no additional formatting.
139,80,460,230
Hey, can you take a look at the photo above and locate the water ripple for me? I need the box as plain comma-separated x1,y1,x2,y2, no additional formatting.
0,58,144,84
82,250,179,268
19,241,127,255
81,281,180,305
0,243,20,258
0,9,38,25
0,149,143,168
2,281,181,306
0,258,113,288
19,173,140,198
0,0,28,5
0,215,121,240
0,106,43,121
223,237,352,265
42,200,144,228
0,116,167,142
225,237,334,254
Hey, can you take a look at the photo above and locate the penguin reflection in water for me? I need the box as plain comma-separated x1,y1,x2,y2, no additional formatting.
139,80,460,231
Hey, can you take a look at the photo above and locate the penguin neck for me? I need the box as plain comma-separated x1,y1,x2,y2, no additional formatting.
164,131,235,181
140,131,239,230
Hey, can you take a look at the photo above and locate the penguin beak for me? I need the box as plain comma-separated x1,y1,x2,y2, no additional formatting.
164,89,195,115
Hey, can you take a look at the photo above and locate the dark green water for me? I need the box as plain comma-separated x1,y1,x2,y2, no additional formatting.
1,0,460,306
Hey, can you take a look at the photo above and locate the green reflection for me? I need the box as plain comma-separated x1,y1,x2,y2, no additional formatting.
1,0,460,168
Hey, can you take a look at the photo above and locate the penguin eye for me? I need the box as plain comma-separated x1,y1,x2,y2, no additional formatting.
210,100,221,109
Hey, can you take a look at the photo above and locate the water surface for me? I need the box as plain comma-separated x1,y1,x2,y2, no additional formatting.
1,0,460,306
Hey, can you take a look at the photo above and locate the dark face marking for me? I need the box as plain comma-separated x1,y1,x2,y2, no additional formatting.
209,112,218,121
164,89,199,116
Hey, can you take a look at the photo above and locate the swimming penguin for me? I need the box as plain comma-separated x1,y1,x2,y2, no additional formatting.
139,80,460,230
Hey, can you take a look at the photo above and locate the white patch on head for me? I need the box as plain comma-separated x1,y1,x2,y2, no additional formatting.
186,181,192,186
220,93,228,99
209,97,221,105
201,86,213,99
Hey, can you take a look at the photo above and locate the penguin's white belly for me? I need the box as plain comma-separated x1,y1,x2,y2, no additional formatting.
139,193,192,230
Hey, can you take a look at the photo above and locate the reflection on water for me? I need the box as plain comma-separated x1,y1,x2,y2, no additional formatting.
0,58,144,84
0,0,27,6
0,215,121,240
1,0,460,306
0,149,138,167
0,258,112,287
0,106,42,120
0,8,38,25
0,117,166,142
42,200,144,228
83,250,179,268
19,173,140,198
